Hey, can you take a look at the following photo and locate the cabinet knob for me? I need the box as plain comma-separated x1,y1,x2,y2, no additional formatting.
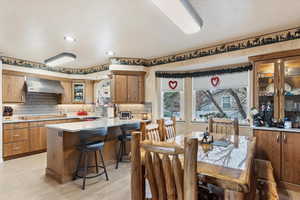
283,133,287,143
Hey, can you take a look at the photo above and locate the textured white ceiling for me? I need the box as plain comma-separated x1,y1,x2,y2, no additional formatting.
0,0,300,68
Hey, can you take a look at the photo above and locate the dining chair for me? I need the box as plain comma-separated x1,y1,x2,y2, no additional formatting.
144,122,163,142
157,117,176,141
208,117,239,136
131,132,198,200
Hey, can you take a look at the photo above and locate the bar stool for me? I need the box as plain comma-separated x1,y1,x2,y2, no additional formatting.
74,127,109,190
115,122,140,169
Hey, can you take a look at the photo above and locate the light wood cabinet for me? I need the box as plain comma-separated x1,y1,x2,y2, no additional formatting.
29,127,47,152
254,129,300,189
85,80,94,104
60,80,72,104
3,141,30,157
111,71,146,104
3,74,25,103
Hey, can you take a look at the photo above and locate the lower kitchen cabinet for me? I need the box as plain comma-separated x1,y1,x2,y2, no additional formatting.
254,129,300,190
3,141,30,157
281,132,300,185
29,126,47,152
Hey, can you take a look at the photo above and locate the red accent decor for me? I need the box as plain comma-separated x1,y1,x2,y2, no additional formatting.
211,76,220,87
168,80,178,89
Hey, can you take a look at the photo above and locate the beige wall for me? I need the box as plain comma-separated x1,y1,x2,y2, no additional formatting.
145,39,300,136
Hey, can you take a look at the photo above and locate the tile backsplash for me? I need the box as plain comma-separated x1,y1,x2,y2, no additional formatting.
4,104,95,116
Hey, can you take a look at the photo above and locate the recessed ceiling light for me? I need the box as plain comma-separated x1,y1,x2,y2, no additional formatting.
105,51,115,56
64,36,76,42
45,52,76,67
150,0,203,34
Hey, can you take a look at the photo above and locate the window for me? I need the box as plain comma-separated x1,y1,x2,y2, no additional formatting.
160,78,184,120
192,72,249,124
222,96,231,109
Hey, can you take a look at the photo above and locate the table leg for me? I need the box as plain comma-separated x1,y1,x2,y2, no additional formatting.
224,190,245,200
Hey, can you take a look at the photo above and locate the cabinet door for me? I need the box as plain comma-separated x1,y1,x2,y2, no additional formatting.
3,74,25,103
114,75,128,103
280,56,300,123
85,80,94,104
254,130,281,181
281,132,300,184
254,61,280,120
29,127,47,151
60,81,72,104
127,75,139,103
138,75,145,103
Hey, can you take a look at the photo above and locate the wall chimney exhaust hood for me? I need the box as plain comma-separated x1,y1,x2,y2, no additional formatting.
25,77,64,94
44,52,76,67
150,0,203,34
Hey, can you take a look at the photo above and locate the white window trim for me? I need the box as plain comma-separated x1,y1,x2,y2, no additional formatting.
160,80,185,121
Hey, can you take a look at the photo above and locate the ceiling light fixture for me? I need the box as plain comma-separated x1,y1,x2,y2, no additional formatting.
105,51,115,56
44,52,76,67
64,36,76,42
150,0,203,34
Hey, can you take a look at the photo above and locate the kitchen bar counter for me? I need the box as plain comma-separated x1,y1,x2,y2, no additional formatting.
45,118,148,184
252,126,300,133
46,118,145,132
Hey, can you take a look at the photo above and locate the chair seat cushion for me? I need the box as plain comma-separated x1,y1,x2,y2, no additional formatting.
118,134,132,141
78,141,105,151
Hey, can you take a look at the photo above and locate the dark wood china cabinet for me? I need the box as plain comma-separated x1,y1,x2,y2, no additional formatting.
251,49,300,123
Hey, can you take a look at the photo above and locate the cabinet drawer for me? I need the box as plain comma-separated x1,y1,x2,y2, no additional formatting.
3,140,30,157
14,122,29,129
29,121,45,127
3,128,29,143
3,124,14,130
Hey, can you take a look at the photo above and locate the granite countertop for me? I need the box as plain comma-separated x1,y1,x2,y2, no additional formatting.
46,118,148,132
252,126,300,133
3,115,100,124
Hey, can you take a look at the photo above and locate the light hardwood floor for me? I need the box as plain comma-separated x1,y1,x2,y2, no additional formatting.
0,153,299,200
0,153,131,200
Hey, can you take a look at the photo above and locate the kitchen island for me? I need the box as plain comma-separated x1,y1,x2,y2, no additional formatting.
45,118,147,184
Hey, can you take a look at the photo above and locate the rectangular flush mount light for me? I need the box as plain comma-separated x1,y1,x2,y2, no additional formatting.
44,52,76,67
151,0,203,34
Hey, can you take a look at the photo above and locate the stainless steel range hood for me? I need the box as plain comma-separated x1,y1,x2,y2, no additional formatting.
25,77,64,94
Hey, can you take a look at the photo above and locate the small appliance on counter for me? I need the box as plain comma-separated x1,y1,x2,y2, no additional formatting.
3,106,13,117
119,111,133,120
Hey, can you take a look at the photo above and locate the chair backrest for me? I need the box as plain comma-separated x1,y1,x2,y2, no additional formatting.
131,132,198,200
157,117,176,141
145,123,162,142
208,117,239,136
78,127,108,143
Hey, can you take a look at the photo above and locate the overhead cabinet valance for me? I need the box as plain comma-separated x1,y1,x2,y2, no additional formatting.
192,71,249,90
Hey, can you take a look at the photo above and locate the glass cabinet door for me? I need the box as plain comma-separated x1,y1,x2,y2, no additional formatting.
281,57,300,127
255,61,279,120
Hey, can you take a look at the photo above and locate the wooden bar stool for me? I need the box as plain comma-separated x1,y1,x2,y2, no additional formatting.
74,127,109,190
115,122,140,169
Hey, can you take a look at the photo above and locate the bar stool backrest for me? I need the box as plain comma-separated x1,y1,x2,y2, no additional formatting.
121,122,141,133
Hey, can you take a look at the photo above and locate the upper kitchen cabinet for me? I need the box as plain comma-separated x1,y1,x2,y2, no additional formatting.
3,74,25,103
250,49,300,123
85,80,94,104
72,81,85,104
111,71,146,104
59,80,72,104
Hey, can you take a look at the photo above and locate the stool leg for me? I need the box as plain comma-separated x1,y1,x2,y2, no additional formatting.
115,140,123,169
74,151,83,180
95,151,99,174
82,152,88,190
99,149,109,181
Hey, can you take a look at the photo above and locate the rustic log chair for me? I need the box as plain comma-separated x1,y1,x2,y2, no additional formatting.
131,132,198,200
208,117,239,136
157,117,176,141
144,123,163,142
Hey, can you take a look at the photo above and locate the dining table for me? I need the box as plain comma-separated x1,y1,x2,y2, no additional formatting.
140,132,257,200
